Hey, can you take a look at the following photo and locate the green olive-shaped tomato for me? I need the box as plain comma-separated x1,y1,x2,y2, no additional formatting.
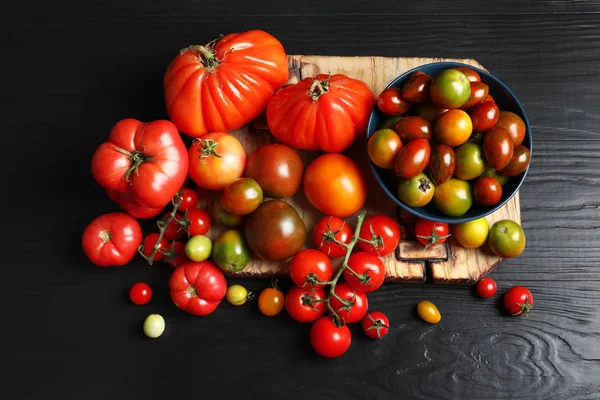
213,230,251,273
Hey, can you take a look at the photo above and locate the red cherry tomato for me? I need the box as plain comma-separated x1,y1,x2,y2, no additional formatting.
141,233,169,262
129,282,152,305
475,277,497,298
185,208,211,237
161,212,185,241
358,214,400,257
343,252,385,292
504,286,534,316
329,282,368,324
289,249,333,288
313,216,353,258
414,219,450,249
377,87,411,116
285,286,327,323
309,316,352,358
361,311,390,339
177,188,199,213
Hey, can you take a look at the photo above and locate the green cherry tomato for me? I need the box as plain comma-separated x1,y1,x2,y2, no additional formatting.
397,172,435,207
143,314,165,339
185,235,213,262
433,177,473,217
488,220,526,258
454,143,485,181
226,284,249,306
213,230,251,273
430,68,471,109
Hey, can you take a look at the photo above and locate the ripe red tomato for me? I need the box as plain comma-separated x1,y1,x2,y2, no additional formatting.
164,30,289,137
129,282,152,305
460,82,489,109
267,74,376,153
303,154,367,217
495,111,526,146
414,219,450,249
358,215,400,257
161,212,184,241
394,116,432,142
377,87,411,116
329,282,368,324
285,286,327,323
309,316,352,358
81,212,142,267
185,208,211,237
473,177,503,206
106,189,164,220
470,101,500,133
289,249,333,288
244,144,304,198
91,119,189,209
482,127,514,171
141,233,169,262
361,311,390,339
258,287,285,316
401,71,432,103
503,286,533,316
475,277,497,298
164,241,189,268
176,188,199,213
344,252,385,292
455,66,481,83
314,216,353,258
501,145,531,177
393,138,431,180
169,261,227,316
188,132,247,191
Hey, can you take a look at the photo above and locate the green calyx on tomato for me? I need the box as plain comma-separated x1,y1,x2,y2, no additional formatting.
194,138,223,159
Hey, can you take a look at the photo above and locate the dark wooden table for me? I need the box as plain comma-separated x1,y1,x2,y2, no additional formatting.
3,1,600,399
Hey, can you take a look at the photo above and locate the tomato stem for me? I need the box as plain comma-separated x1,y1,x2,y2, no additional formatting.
307,79,330,101
193,138,223,162
111,145,154,182
185,44,221,72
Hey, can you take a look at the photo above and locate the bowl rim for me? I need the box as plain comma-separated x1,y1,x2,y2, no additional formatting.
366,61,532,224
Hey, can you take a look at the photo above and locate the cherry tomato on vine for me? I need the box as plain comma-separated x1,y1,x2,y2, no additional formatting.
285,286,327,323
258,286,285,316
161,212,184,241
313,216,353,258
129,282,152,305
142,233,168,262
176,188,199,213
475,277,497,299
343,252,385,293
361,311,390,339
414,219,450,249
185,208,211,237
329,282,368,324
358,214,401,257
289,249,333,288
504,286,533,316
417,300,441,324
309,316,352,358
164,241,188,267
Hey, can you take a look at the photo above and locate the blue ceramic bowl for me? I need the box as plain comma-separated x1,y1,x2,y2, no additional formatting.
366,62,532,223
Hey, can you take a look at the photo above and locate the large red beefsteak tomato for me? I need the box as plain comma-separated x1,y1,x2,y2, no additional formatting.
266,74,375,153
169,261,227,316
91,118,188,209
164,30,289,138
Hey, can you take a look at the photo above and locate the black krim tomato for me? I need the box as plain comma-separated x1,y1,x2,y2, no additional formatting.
473,176,502,207
501,145,531,177
394,116,432,142
244,200,306,261
394,139,431,180
401,71,432,103
470,101,500,133
244,144,304,198
427,144,455,186
397,173,435,207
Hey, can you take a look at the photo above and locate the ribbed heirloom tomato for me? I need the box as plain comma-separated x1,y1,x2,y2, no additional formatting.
82,212,142,267
169,261,227,316
164,30,289,137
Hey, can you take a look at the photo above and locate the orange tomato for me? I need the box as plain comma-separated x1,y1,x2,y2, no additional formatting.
434,109,473,147
303,154,367,217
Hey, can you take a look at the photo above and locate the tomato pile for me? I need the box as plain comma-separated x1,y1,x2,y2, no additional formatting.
369,67,531,217
80,29,534,351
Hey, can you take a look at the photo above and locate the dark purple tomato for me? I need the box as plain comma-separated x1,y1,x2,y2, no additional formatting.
394,116,432,142
495,111,526,146
394,139,431,180
377,88,411,116
401,71,432,103
500,145,531,177
483,127,514,171
473,176,503,207
427,144,456,186
470,101,500,133
460,82,489,110
245,144,304,199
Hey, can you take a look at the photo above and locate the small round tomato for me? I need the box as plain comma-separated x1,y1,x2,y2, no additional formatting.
394,139,431,180
397,173,435,207
176,188,199,213
161,212,184,241
430,68,471,109
163,241,189,267
495,111,526,145
258,286,285,316
500,145,531,177
368,129,403,170
434,109,473,147
141,233,169,262
188,132,246,191
454,143,486,181
244,143,304,199
377,87,411,116
417,300,441,324
290,249,333,288
415,219,450,249
473,177,503,206
226,284,249,306
304,154,367,218
362,311,390,339
309,316,352,358
460,82,489,110
415,102,448,123
475,277,497,298
504,286,533,316
314,216,353,258
344,252,385,292
358,215,400,257
394,116,432,142
433,177,473,217
488,220,526,258
221,177,263,215
185,208,211,237
481,164,509,186
401,71,432,103
470,101,500,133
452,217,489,249
329,282,368,324
427,144,456,186
185,235,213,262
212,200,244,228
143,314,165,339
285,285,326,323
455,66,481,83
483,127,514,171
129,282,152,305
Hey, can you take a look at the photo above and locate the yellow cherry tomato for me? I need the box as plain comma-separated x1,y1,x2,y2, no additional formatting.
226,284,249,306
417,300,441,324
452,217,490,249
258,287,284,316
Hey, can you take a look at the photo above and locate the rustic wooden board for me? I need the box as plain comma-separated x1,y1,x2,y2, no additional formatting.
198,54,521,285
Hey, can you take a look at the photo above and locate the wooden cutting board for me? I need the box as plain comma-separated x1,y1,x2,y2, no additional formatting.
197,55,521,285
